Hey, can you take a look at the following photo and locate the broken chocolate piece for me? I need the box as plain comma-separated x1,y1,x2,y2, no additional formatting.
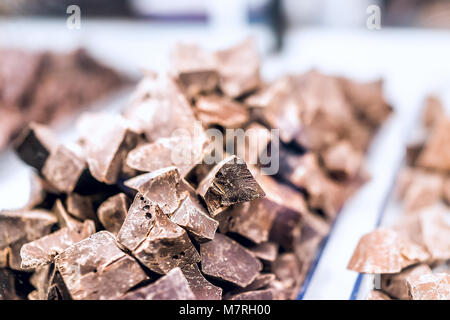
407,273,450,300
250,242,278,262
366,290,392,300
422,95,445,129
229,289,274,300
181,263,222,300
122,267,195,300
66,193,97,222
13,122,57,172
55,231,148,300
417,118,450,171
117,193,200,274
418,205,450,261
125,167,189,215
170,195,218,242
195,95,249,128
0,268,18,300
321,140,364,179
272,253,302,290
197,156,265,216
53,199,81,229
200,233,262,287
381,264,432,300
97,193,129,235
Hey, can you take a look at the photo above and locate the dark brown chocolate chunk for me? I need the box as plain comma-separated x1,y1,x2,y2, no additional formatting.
29,264,52,300
77,112,139,184
170,195,219,242
200,233,262,287
97,193,129,235
125,167,189,215
0,268,18,300
250,242,278,262
228,289,274,300
381,264,432,300
55,231,148,300
195,95,249,128
13,122,57,172
122,267,195,300
197,156,265,217
181,263,222,300
117,193,200,274
42,145,86,193
53,199,82,230
0,209,57,270
66,193,97,222
272,253,302,291
20,220,95,269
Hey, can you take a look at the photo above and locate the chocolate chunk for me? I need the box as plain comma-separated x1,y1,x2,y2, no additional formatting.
0,268,18,300
250,242,278,262
97,193,130,235
122,267,195,300
244,77,291,109
321,140,364,179
381,264,432,299
366,290,391,300
55,231,148,300
444,177,450,205
272,253,302,291
26,174,48,209
422,95,445,128
197,156,265,216
228,289,274,300
417,118,450,171
347,228,429,274
200,233,262,287
117,193,200,274
181,263,222,300
13,122,57,172
42,145,86,193
418,205,450,261
125,167,189,215
0,209,57,270
77,112,139,184
170,195,219,242
53,199,81,229
29,264,53,300
20,220,95,269
407,273,450,300
195,95,249,128
66,193,97,222
0,107,24,150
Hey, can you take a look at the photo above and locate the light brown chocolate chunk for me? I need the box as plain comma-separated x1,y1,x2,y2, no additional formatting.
55,231,148,300
366,290,392,300
407,273,450,300
195,95,249,128
181,263,222,300
422,95,445,129
417,118,450,171
348,228,429,274
321,140,364,179
234,122,272,166
197,156,265,217
122,267,196,300
228,289,274,300
77,112,139,184
117,193,200,274
97,193,130,235
418,205,450,261
250,242,278,262
381,264,432,300
53,199,82,230
0,209,57,270
200,233,262,287
272,253,302,290
244,77,292,109
29,264,53,300
66,193,97,222
125,167,189,215
42,145,86,193
170,196,218,242
20,220,95,269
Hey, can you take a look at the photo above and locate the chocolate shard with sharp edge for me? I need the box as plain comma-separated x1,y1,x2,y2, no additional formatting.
55,231,149,300
407,273,450,300
97,193,130,235
381,264,432,300
222,273,276,298
13,122,57,172
125,167,189,215
117,193,200,274
249,242,278,262
42,145,86,193
66,193,97,222
417,118,450,171
197,155,265,217
228,289,274,300
29,264,53,300
170,195,218,242
0,268,18,300
181,263,222,300
195,95,250,129
0,209,57,270
121,267,196,300
20,220,95,269
77,112,139,184
53,199,82,230
200,233,262,287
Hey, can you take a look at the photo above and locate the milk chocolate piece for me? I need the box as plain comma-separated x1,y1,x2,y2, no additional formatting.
0,209,57,270
181,263,222,300
66,193,97,222
200,233,262,287
122,267,195,300
42,145,86,193
246,273,277,291
244,77,291,109
170,195,219,242
381,264,432,300
126,136,204,177
422,96,444,128
272,253,302,290
366,290,392,300
321,140,364,179
13,122,57,172
117,193,200,274
417,118,450,171
20,220,95,269
197,156,265,216
125,167,189,215
29,264,53,300
347,228,429,274
195,95,249,128
77,112,139,184
250,242,278,262
407,273,450,300
419,205,450,261
53,199,81,229
97,193,129,235
229,289,274,300
55,231,148,300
